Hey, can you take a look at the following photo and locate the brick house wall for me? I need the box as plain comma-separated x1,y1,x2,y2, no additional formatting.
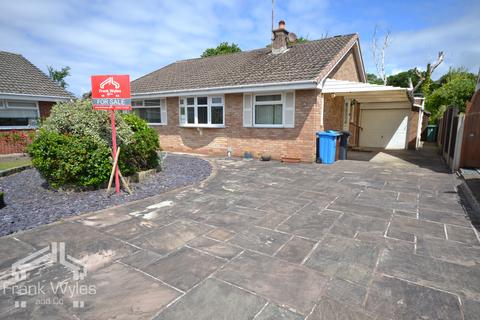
330,50,362,82
323,94,344,131
0,101,55,154
155,89,322,161
407,110,420,150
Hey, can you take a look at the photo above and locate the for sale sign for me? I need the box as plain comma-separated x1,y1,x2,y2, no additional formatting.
91,75,131,110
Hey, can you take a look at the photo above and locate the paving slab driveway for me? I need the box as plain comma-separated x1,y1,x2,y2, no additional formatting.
1,147,479,319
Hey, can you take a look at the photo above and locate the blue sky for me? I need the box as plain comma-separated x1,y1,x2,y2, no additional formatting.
1,0,478,96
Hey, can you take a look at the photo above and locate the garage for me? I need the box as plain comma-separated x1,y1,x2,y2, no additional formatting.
321,79,424,150
359,103,411,149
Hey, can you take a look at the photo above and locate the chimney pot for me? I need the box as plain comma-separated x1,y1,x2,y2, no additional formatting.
271,20,289,54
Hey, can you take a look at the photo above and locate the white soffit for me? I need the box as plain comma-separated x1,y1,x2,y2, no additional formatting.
320,79,410,103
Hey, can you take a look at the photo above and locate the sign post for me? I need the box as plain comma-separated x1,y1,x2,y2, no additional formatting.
91,75,131,194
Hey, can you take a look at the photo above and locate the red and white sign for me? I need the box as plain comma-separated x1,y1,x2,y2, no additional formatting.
91,75,131,110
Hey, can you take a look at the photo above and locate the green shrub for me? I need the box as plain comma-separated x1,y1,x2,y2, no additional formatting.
42,100,133,147
28,100,161,189
120,114,160,175
28,130,112,189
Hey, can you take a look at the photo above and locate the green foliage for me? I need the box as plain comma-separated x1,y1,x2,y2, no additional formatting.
425,69,476,122
42,100,133,148
295,36,309,44
47,66,71,89
120,114,160,176
29,100,160,189
28,130,112,189
201,42,241,58
386,69,422,89
367,73,384,85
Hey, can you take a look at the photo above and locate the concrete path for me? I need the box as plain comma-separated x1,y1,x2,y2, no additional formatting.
1,147,479,319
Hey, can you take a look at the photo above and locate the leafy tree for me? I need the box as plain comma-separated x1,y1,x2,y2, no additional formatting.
386,69,422,89
425,70,476,122
366,73,383,85
295,36,309,44
47,66,71,89
201,42,241,58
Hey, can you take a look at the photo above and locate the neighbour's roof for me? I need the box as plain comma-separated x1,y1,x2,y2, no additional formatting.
0,51,74,99
131,34,358,94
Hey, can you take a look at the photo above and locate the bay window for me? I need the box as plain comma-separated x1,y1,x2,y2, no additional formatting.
0,100,39,128
179,96,224,127
131,99,167,125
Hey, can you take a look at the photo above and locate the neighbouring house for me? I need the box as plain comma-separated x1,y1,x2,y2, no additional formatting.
131,21,425,162
0,51,74,154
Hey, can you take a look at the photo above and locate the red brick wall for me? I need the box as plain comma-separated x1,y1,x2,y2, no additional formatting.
0,130,34,154
38,101,55,119
323,94,344,131
330,50,362,82
155,90,322,162
407,110,419,150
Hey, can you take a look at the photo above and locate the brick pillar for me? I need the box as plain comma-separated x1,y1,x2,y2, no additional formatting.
407,110,419,150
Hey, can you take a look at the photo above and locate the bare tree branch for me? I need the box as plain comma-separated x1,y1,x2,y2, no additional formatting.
413,51,445,93
371,25,390,85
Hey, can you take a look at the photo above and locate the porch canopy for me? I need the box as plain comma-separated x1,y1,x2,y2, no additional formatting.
320,79,411,103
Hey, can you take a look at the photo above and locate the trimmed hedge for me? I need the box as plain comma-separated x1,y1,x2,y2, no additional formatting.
28,100,160,189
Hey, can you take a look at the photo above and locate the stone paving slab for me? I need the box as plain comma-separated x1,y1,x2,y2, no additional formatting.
305,235,381,286
254,303,304,320
154,278,266,320
228,226,291,256
274,236,316,264
130,220,212,255
142,247,224,292
365,275,462,319
216,251,327,314
377,249,480,299
1,147,479,319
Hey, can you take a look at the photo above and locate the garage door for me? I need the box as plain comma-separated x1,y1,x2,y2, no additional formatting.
359,108,410,149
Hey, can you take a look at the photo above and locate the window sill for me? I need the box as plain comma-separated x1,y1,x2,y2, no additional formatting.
147,123,166,126
253,125,285,128
179,124,226,129
0,126,37,130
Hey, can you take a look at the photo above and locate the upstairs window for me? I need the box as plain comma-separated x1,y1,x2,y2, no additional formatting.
179,96,224,127
131,99,167,125
0,100,39,128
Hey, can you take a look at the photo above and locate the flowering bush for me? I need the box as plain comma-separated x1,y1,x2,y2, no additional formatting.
28,100,160,189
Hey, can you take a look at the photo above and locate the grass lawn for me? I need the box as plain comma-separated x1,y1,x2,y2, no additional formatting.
0,158,31,170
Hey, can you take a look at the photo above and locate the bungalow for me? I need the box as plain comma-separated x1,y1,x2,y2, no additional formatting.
131,22,424,161
0,51,74,153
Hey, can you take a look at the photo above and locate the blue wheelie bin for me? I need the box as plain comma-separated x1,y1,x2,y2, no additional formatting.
316,131,341,164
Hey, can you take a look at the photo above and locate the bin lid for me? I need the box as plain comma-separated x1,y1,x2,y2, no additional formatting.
316,131,342,137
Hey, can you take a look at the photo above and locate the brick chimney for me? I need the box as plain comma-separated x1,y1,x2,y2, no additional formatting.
271,20,289,54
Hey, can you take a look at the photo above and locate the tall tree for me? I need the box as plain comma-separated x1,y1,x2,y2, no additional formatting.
412,52,444,95
425,68,476,122
201,42,241,58
366,73,383,85
371,26,391,85
47,66,71,89
387,69,422,89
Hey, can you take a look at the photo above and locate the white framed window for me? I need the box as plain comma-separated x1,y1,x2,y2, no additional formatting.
131,99,167,125
254,93,283,127
179,96,224,127
0,100,40,129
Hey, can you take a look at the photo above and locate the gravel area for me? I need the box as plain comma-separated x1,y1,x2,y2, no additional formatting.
0,154,212,236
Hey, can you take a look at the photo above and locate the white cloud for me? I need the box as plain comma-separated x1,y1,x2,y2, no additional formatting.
368,12,480,78
0,0,478,96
